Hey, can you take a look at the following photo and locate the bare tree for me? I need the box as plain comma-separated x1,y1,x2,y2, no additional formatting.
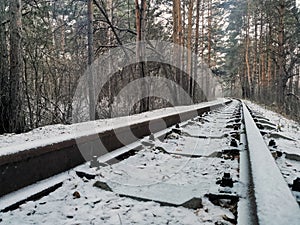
187,0,194,95
135,0,148,112
9,0,24,133
0,0,9,133
87,0,95,120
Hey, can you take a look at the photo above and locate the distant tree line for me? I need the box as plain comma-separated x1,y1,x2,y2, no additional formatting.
0,0,299,134
223,0,300,121
0,0,222,134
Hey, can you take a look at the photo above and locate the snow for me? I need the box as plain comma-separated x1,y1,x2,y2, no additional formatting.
244,100,300,155
276,157,300,188
242,102,300,225
0,173,68,212
154,108,237,157
0,99,239,225
156,136,228,157
0,98,228,157
1,99,299,224
94,149,238,202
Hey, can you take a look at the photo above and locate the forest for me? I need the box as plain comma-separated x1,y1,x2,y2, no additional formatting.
0,0,299,134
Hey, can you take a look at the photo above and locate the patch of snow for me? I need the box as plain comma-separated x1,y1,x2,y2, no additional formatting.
244,100,300,155
0,173,68,211
0,150,238,225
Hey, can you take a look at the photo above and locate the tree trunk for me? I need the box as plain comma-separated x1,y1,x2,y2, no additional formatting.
193,0,201,101
87,0,95,120
258,9,264,100
108,0,113,117
0,0,9,134
187,0,194,96
207,0,212,67
267,21,273,96
9,0,24,133
252,7,258,99
244,2,252,98
172,0,182,104
201,0,205,61
172,0,183,46
276,0,286,109
135,0,148,112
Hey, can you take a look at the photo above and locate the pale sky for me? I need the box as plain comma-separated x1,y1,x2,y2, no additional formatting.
297,0,300,7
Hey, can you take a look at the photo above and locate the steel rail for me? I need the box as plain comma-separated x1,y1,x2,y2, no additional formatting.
0,100,231,197
242,102,300,225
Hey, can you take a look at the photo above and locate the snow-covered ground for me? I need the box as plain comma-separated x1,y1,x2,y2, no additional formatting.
245,100,300,155
1,99,299,224
0,99,228,157
0,100,241,225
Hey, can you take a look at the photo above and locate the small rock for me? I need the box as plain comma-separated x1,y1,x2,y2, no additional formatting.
268,139,276,147
292,178,300,192
233,124,240,130
220,173,233,188
223,173,230,178
76,171,96,180
93,181,113,192
230,139,238,148
271,151,278,159
164,130,180,139
286,163,293,167
276,151,283,157
172,128,181,135
181,197,203,209
73,191,81,199
26,210,36,216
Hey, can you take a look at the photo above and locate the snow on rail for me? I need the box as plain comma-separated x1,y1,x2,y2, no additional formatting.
242,102,300,225
0,98,229,157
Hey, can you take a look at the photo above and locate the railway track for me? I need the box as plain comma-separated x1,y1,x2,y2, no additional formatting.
0,99,299,224
240,103,300,225
0,99,231,198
